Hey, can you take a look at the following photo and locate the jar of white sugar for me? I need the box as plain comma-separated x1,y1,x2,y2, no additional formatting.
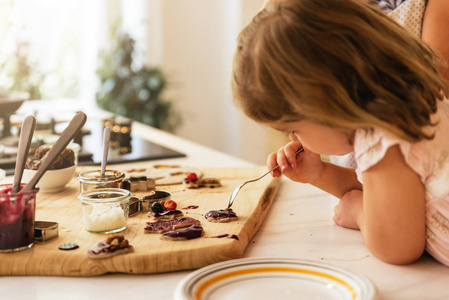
78,188,131,234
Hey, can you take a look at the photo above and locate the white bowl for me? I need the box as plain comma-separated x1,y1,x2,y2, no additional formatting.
22,165,77,193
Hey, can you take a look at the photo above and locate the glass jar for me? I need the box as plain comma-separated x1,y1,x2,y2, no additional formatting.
0,184,38,252
77,170,125,193
78,188,131,234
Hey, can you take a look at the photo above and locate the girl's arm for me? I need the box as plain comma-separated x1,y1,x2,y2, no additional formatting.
309,161,362,198
359,145,426,265
422,0,449,83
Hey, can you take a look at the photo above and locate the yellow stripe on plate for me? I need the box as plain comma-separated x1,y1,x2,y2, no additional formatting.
194,266,357,300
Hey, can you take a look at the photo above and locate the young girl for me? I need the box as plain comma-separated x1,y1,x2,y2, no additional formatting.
330,0,449,168
232,0,449,266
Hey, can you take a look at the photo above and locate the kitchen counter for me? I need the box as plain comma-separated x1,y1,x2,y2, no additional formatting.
1,121,449,300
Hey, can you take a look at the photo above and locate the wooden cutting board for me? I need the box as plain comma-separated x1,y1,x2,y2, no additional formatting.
0,166,280,276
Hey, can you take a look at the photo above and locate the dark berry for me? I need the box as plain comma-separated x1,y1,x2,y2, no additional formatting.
151,202,164,214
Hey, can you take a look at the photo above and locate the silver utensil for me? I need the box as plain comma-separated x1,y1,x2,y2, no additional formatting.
20,112,87,193
12,115,36,194
101,127,111,178
227,148,304,209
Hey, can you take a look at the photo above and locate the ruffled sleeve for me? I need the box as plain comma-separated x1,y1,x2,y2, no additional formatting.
353,128,414,183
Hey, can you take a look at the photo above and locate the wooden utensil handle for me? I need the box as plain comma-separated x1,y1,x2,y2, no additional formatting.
12,115,36,193
20,112,87,193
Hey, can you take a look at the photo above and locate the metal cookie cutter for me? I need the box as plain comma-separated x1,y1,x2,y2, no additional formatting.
129,196,141,216
35,221,59,242
128,191,171,216
140,191,171,212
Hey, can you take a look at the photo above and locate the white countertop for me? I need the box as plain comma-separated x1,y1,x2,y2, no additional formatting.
2,121,449,300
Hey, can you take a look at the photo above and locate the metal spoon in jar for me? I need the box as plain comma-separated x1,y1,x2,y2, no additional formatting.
101,127,111,178
19,111,87,193
11,115,36,194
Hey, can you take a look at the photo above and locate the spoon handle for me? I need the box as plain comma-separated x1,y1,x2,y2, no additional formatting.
20,112,87,193
12,115,36,193
101,127,111,178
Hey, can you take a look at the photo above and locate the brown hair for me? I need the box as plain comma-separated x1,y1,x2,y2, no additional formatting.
232,0,449,141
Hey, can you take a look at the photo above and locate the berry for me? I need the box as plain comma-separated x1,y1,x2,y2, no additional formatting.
164,200,177,210
186,172,198,181
151,202,164,214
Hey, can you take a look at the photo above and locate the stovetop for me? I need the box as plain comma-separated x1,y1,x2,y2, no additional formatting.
79,133,185,166
0,118,185,175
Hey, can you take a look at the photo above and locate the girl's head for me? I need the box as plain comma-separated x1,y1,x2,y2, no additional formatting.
232,0,448,142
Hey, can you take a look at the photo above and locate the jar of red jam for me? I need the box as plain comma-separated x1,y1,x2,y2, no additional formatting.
0,184,38,252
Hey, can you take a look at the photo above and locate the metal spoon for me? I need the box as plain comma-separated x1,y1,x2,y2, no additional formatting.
20,112,87,193
101,127,111,178
11,115,36,194
227,148,304,209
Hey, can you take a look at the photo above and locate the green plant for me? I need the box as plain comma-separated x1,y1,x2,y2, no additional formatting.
96,30,180,132
0,41,43,99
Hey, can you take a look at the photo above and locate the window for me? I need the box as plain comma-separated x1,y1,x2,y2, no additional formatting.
0,0,146,111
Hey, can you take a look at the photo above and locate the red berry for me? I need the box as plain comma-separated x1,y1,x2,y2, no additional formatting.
164,200,177,210
186,172,198,181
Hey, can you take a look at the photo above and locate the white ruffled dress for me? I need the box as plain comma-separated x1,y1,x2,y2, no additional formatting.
354,99,449,267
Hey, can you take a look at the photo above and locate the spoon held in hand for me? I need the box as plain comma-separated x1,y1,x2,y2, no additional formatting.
227,148,304,209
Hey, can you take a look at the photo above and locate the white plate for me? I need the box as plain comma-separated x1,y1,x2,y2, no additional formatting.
175,258,377,300
0,168,5,181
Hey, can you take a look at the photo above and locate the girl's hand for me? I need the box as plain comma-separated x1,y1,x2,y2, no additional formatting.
333,189,363,230
267,141,325,184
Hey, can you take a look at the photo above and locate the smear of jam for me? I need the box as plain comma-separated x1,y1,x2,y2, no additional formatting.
182,205,199,209
205,208,237,220
210,234,239,240
144,217,200,233
151,209,182,217
161,224,203,240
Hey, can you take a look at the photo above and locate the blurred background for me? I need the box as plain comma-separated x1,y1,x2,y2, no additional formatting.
0,0,286,165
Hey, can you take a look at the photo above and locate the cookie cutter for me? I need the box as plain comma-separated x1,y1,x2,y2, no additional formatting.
140,191,171,212
129,196,141,216
123,177,156,192
35,221,59,241
128,191,171,216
